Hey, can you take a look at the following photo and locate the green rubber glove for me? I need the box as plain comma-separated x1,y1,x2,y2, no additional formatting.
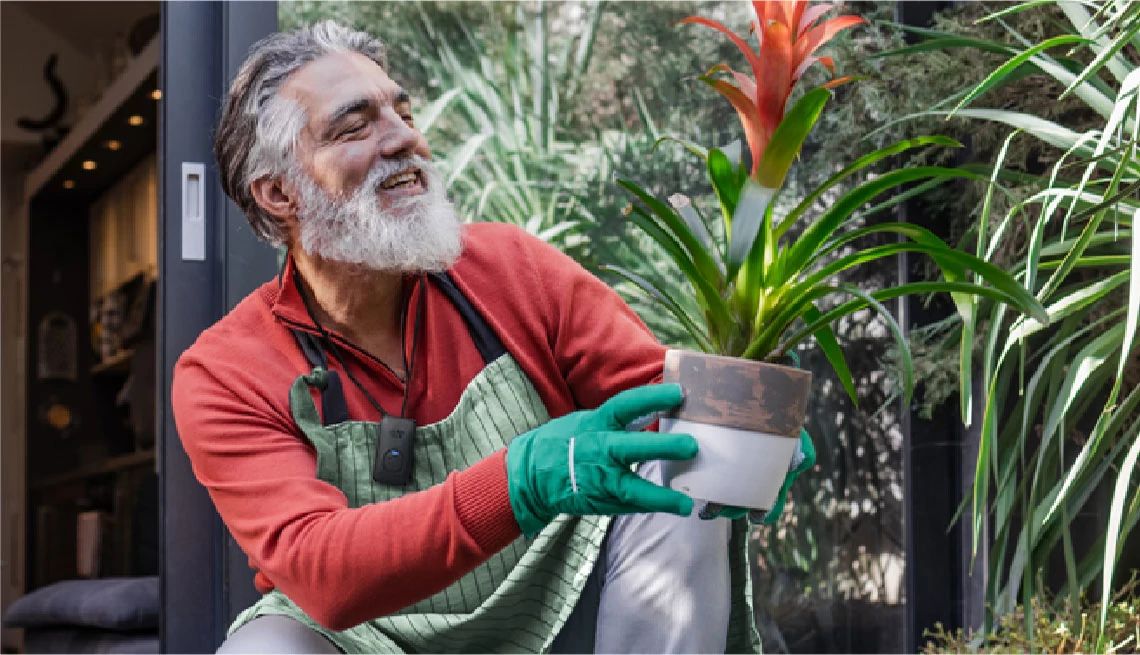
698,428,816,524
506,383,699,537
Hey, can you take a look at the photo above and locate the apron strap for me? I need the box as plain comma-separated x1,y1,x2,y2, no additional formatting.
288,271,506,424
428,272,506,365
291,330,350,425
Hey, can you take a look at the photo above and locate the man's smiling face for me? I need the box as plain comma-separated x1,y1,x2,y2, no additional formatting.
284,49,433,208
272,50,463,273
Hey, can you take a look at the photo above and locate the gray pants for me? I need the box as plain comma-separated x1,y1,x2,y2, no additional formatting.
218,462,733,654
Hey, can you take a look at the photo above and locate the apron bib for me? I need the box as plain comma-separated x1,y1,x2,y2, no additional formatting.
228,273,759,653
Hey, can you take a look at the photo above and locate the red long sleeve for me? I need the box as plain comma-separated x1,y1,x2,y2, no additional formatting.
171,223,664,630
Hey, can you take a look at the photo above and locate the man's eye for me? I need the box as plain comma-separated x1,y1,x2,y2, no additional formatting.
400,115,414,123
340,124,365,137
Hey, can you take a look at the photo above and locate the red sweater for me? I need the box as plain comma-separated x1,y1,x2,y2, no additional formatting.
172,223,664,630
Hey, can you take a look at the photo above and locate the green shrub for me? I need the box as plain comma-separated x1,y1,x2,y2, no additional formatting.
923,577,1140,654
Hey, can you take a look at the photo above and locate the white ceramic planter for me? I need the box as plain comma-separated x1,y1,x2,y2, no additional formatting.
659,349,811,511
659,418,798,509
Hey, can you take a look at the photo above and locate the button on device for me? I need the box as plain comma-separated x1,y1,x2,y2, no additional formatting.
374,416,416,485
383,448,403,472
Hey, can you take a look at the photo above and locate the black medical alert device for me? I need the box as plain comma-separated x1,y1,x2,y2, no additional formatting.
374,416,416,485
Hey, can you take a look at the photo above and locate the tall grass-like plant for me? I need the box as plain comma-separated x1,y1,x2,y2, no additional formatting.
610,0,1047,409
884,1,1140,648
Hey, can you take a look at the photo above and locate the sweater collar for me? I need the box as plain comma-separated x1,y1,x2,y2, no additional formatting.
270,255,321,332
269,254,421,338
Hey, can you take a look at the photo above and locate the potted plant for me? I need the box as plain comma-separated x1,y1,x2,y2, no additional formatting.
606,0,1049,513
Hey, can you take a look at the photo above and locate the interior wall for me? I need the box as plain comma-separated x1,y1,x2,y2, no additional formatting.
1,144,36,653
0,2,156,147
0,3,98,146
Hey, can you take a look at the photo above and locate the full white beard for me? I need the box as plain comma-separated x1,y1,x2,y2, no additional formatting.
292,155,463,272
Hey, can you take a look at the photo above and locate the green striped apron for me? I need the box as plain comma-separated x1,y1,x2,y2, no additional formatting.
228,272,759,653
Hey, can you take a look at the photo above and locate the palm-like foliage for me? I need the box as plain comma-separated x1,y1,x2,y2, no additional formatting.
887,1,1140,647
412,2,604,252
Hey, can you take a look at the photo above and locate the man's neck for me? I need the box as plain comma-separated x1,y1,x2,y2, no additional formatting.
291,249,408,373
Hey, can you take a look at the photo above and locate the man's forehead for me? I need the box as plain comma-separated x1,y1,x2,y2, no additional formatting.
281,50,399,117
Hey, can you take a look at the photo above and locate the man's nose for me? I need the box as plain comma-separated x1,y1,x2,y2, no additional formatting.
377,115,420,159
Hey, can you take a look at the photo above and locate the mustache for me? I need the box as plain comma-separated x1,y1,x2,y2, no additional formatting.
365,154,431,190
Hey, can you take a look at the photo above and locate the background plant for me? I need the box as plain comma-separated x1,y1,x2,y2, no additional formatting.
923,575,1140,654
884,1,1140,649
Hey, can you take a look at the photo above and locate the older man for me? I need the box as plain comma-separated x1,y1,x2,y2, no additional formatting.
173,20,759,654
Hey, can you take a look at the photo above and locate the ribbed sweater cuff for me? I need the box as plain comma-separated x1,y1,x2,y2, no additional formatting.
455,449,521,553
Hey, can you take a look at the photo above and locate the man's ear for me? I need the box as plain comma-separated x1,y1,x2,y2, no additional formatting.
250,175,299,238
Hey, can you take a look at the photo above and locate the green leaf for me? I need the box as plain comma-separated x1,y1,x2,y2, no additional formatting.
776,136,963,239
872,24,1016,57
949,35,1093,118
785,167,982,288
1008,270,1129,342
755,88,831,188
803,304,857,405
1098,431,1140,651
709,147,743,233
801,239,1047,325
625,205,734,341
1037,255,1132,270
671,195,717,256
1042,324,1122,452
1039,180,1140,300
924,109,1093,158
964,130,1019,425
871,36,1012,59
618,179,724,287
960,305,978,425
1119,208,1140,383
765,280,1020,361
653,135,708,160
601,264,713,353
1061,14,1140,99
842,285,913,406
727,178,776,279
978,0,1058,23
417,88,463,134
444,131,492,186
858,178,960,224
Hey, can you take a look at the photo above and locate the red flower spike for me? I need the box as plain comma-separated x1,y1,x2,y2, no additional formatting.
789,1,810,34
820,74,855,90
709,62,760,105
684,1,864,177
797,4,834,38
679,16,764,86
795,15,865,65
701,76,768,173
756,20,794,140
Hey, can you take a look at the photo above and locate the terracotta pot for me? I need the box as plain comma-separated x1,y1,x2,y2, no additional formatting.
659,348,812,510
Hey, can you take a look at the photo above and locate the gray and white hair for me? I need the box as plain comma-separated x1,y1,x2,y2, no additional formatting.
213,20,388,246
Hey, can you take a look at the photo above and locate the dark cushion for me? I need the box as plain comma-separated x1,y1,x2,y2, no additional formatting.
23,627,159,654
2,577,158,630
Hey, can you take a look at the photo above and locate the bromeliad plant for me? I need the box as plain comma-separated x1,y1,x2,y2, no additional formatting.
608,0,1049,406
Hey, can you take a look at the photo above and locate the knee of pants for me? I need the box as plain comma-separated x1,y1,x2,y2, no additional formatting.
602,460,733,606
216,615,340,654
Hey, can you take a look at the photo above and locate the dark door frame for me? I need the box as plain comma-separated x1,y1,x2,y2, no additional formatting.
158,3,277,652
893,2,985,651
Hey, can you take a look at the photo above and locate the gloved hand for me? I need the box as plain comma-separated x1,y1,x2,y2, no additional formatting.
697,428,815,524
506,383,699,537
